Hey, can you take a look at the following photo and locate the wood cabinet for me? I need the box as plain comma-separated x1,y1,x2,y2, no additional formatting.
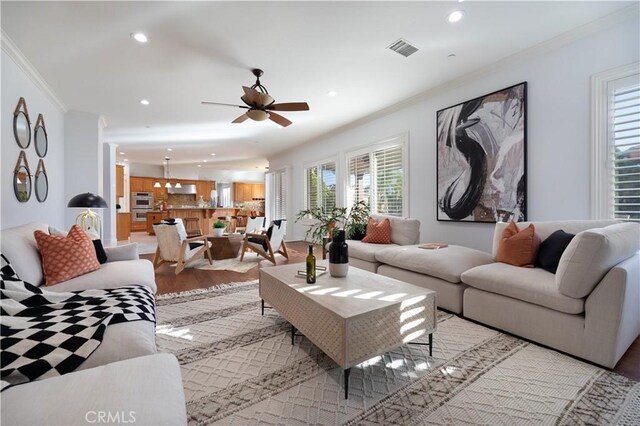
154,179,167,202
146,211,169,235
196,180,215,201
234,182,265,202
116,213,131,241
116,165,125,198
130,176,144,193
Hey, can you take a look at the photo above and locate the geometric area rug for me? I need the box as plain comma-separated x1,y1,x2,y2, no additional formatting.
156,281,640,425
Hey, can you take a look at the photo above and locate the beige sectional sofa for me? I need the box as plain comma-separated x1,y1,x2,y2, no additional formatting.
348,218,640,368
1,222,187,425
462,220,640,368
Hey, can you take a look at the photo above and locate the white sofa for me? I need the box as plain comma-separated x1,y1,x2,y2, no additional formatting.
462,220,640,368
0,222,187,425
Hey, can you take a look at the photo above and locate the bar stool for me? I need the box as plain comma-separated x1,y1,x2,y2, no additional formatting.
183,217,202,237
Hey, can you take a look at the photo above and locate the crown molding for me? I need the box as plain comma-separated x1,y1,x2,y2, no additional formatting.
269,2,640,160
1,30,68,112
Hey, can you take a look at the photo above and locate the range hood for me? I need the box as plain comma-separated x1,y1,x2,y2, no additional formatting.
167,184,196,195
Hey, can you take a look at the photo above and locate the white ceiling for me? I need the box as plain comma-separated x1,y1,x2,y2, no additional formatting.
2,1,632,169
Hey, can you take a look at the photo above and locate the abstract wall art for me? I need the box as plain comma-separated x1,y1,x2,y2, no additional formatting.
437,82,527,223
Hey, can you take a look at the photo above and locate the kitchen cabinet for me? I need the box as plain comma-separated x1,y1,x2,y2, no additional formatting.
142,178,155,193
116,213,131,241
154,179,167,203
116,165,125,198
234,182,265,202
146,211,169,235
130,177,144,193
196,180,215,201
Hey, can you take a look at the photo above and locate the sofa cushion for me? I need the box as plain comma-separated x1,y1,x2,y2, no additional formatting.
45,259,157,294
496,222,540,268
0,222,49,285
347,240,397,263
34,225,101,286
371,214,420,246
536,230,575,273
362,217,392,244
375,245,493,283
462,263,584,314
1,354,187,426
556,222,640,299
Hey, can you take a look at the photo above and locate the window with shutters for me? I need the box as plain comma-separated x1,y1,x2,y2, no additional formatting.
303,159,337,212
592,66,640,221
346,135,407,216
266,169,287,222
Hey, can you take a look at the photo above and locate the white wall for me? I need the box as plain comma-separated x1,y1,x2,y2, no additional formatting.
171,165,266,183
1,50,66,229
64,111,103,229
128,162,164,178
269,18,640,252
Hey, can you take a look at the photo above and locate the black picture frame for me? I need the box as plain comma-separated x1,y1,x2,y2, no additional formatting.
436,82,527,223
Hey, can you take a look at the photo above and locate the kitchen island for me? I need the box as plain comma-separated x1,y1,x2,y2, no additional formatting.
146,207,248,235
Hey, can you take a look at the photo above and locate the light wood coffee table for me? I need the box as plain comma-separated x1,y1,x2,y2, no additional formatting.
259,260,436,399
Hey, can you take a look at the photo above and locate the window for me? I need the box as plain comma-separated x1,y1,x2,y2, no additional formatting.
304,160,337,212
266,169,287,222
346,135,407,216
592,65,640,221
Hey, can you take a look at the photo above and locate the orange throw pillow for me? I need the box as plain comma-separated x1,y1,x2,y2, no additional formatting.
496,222,541,268
362,217,392,244
34,225,100,286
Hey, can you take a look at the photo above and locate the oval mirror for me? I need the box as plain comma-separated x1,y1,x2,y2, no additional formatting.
34,114,48,157
14,166,32,203
13,98,31,149
14,112,31,149
35,160,48,202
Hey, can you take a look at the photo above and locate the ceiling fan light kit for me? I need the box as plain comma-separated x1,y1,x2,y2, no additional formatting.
202,68,309,127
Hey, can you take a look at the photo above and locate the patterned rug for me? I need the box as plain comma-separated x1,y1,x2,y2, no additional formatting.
156,281,640,425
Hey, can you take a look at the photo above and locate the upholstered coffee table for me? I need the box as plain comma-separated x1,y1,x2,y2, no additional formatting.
259,260,436,399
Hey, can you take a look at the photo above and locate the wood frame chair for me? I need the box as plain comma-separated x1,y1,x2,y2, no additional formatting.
240,219,288,265
152,220,212,274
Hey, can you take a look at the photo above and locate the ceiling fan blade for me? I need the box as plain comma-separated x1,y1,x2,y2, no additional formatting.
232,113,249,124
201,101,248,109
267,102,310,111
268,111,292,127
242,86,261,105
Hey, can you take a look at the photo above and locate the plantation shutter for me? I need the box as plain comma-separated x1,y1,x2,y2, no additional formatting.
347,153,371,207
611,83,640,221
274,170,287,220
320,162,337,211
305,166,319,210
373,145,404,216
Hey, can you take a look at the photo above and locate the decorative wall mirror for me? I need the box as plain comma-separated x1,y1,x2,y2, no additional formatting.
35,159,48,202
13,97,31,149
34,114,48,157
14,151,32,203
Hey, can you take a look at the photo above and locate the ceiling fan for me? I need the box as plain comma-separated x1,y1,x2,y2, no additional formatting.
201,69,309,127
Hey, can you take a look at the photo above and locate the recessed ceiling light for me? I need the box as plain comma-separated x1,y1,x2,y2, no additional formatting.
448,53,457,59
327,90,337,97
210,153,216,156
197,165,202,168
167,148,173,151
124,159,129,162
447,10,465,23
140,99,150,105
203,160,207,163
458,0,464,2
119,152,125,155
131,32,148,43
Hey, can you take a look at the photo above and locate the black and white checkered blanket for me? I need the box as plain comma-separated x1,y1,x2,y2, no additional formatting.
0,256,155,390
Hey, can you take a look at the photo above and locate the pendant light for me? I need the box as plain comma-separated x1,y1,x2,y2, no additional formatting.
164,157,181,188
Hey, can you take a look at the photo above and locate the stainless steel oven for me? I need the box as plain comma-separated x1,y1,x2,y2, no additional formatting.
132,192,154,209
132,209,149,222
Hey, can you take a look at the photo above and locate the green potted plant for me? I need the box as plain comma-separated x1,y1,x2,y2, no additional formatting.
212,220,226,237
345,200,370,240
295,206,347,244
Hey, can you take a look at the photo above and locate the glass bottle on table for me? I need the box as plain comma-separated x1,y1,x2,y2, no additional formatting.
306,244,316,284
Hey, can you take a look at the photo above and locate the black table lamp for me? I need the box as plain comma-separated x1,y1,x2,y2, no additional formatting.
67,192,108,237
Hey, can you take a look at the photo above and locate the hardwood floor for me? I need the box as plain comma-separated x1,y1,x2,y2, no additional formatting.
144,240,640,381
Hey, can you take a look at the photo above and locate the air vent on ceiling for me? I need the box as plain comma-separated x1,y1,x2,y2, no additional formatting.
387,38,419,57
